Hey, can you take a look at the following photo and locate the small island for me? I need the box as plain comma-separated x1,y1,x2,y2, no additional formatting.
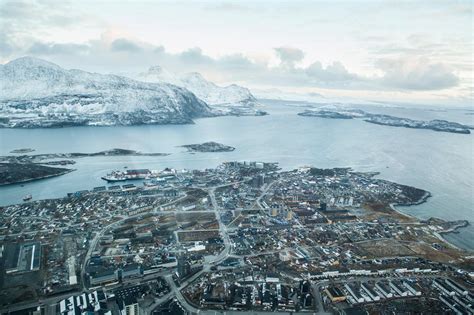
298,110,354,119
10,148,35,154
299,109,473,134
364,115,472,134
181,141,235,152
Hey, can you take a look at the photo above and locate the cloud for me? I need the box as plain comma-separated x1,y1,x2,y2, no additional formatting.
206,3,250,12
178,47,214,64
377,57,459,90
1,32,463,94
153,45,165,54
0,0,94,30
274,46,304,67
28,42,90,55
306,61,358,82
0,0,102,61
0,32,16,57
110,38,143,53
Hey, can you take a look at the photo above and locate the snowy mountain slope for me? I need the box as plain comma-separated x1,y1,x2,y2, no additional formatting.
0,57,213,128
137,66,266,116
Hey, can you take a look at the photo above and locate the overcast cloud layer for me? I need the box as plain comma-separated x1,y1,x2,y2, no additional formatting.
0,0,472,105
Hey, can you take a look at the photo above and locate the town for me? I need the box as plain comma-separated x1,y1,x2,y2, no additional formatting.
0,161,472,314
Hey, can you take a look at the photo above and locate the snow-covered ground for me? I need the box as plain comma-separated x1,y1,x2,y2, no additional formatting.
0,57,213,127
0,57,269,128
136,66,266,116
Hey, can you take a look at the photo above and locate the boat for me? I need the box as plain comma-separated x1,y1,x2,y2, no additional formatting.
101,171,127,182
101,169,154,182
23,194,32,201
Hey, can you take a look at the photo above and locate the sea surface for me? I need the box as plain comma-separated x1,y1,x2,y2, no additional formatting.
0,100,473,250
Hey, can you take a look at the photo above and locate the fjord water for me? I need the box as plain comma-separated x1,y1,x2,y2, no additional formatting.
0,101,473,250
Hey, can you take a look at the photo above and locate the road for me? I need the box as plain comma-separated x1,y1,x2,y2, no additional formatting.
74,182,235,313
149,182,285,314
206,187,232,265
80,194,189,290
255,179,280,211
144,184,236,314
5,178,446,314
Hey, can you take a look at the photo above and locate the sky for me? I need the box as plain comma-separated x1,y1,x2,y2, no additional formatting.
1,0,473,106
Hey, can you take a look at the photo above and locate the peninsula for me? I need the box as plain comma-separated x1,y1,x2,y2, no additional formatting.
0,148,170,164
0,163,73,186
0,148,170,185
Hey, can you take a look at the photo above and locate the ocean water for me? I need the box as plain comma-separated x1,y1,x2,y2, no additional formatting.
0,100,473,250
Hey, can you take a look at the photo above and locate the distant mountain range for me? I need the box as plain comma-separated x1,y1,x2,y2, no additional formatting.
0,57,265,128
136,65,266,116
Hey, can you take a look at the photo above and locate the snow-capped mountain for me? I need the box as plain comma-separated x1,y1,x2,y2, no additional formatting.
137,66,266,116
0,57,213,128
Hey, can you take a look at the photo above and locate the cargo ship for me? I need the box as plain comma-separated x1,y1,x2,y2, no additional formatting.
101,169,154,182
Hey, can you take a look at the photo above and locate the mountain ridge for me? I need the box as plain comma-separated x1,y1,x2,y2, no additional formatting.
136,65,266,116
0,57,214,128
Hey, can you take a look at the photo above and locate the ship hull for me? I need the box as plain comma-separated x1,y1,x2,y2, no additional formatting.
101,176,127,182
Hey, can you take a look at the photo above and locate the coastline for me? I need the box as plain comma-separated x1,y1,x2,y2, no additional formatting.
434,220,471,251
0,168,75,186
387,190,432,220
390,192,471,251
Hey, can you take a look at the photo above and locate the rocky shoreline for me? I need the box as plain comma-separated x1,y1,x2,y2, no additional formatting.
0,148,171,185
0,163,74,186
437,219,470,235
0,148,170,164
365,117,471,134
298,110,354,119
389,193,471,250
299,109,473,134
397,190,432,207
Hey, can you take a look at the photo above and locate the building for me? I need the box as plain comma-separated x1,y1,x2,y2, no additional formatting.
390,281,408,297
361,283,380,301
319,202,327,211
114,285,149,315
67,256,78,285
433,279,456,296
279,249,292,262
5,242,41,274
403,281,421,296
121,264,143,280
375,282,393,298
177,255,191,279
445,279,469,296
324,287,346,303
58,290,110,315
89,268,119,286
344,284,364,304
116,296,144,315
251,174,265,188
